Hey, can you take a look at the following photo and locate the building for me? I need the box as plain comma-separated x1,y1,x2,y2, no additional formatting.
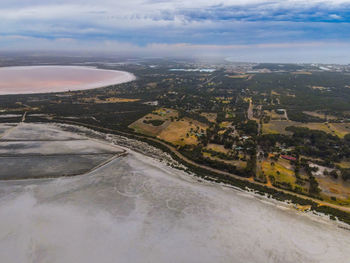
280,155,297,161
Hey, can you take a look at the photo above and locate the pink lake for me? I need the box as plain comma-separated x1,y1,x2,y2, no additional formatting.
0,66,136,95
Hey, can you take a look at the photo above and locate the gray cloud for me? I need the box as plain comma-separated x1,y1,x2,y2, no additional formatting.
1,0,350,62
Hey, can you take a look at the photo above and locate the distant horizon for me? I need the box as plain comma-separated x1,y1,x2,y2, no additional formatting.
0,50,349,65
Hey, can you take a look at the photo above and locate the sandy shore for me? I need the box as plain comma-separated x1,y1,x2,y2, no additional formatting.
0,66,136,95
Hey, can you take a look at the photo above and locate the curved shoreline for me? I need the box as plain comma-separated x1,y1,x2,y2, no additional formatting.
1,120,350,234
39,118,350,225
1,117,350,226
0,66,136,95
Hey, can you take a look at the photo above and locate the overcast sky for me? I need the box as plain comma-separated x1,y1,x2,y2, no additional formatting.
1,0,350,63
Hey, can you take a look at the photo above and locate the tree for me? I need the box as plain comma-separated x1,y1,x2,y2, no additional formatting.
330,170,338,179
341,169,350,181
309,175,321,196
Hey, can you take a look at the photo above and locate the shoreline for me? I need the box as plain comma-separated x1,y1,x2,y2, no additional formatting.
49,122,350,229
1,120,350,229
122,142,350,232
24,118,349,226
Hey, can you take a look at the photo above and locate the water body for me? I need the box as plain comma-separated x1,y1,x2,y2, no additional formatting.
169,68,216,72
0,123,123,179
0,123,349,263
0,66,135,95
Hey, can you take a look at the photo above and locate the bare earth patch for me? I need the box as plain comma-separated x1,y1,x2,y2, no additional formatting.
263,120,350,138
303,111,337,120
157,118,208,146
128,108,178,137
200,112,217,123
205,143,229,154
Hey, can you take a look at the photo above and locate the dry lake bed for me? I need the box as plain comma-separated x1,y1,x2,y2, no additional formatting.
0,122,349,263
